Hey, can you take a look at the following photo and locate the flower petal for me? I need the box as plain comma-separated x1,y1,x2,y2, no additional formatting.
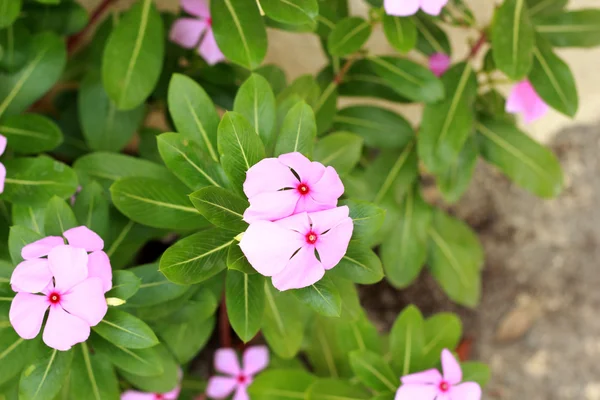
308,166,344,205
395,383,438,400
385,0,421,16
239,221,303,277
206,376,238,399
278,152,326,184
0,162,5,194
401,369,443,385
274,212,311,233
243,190,300,223
120,391,156,400
199,29,226,65
48,245,89,291
233,385,250,400
314,217,353,270
181,0,210,18
450,382,482,400
441,349,462,385
429,53,451,77
43,306,90,351
243,157,297,199
243,345,269,376
21,236,64,260
9,292,48,339
87,251,113,293
272,246,325,291
215,348,241,375
10,258,53,293
61,277,107,326
63,226,104,252
163,383,182,400
170,18,207,49
308,206,349,234
421,0,449,15
0,134,6,156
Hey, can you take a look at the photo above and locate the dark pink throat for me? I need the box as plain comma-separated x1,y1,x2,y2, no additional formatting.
305,231,318,245
237,374,248,384
206,17,213,26
297,183,310,195
48,292,61,305
439,381,450,393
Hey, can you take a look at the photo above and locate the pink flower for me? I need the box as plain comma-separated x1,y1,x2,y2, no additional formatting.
240,206,353,291
506,80,549,124
0,134,6,193
9,226,112,351
170,0,225,65
243,152,344,224
395,349,482,400
121,384,180,400
429,53,451,77
384,0,449,16
206,346,269,400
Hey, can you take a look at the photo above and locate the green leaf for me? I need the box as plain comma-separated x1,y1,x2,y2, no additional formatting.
93,308,159,349
491,0,535,80
127,263,188,307
68,343,119,400
23,2,89,35
248,369,316,400
527,0,567,17
437,136,478,203
211,0,267,70
0,114,63,154
349,350,398,393
118,344,179,393
189,187,249,232
79,70,145,152
0,329,38,387
260,0,318,26
418,313,462,370
110,177,208,230
2,156,78,206
226,269,265,342
383,15,417,53
389,305,425,375
314,81,338,135
277,74,320,109
476,117,563,198
102,0,164,110
340,199,385,243
529,38,578,117
73,181,109,238
369,56,444,103
0,32,66,118
91,335,163,377
227,243,256,275
0,21,31,72
0,0,21,28
305,317,350,378
43,196,77,236
218,112,266,194
418,62,478,173
19,347,73,400
274,101,317,157
427,210,483,308
262,282,307,359
159,228,233,285
331,244,384,285
461,362,491,387
414,14,451,56
105,270,141,301
328,17,372,56
167,74,219,161
157,132,227,191
8,225,43,264
381,187,431,289
138,127,162,164
256,64,287,95
338,60,409,103
131,286,202,322
535,9,600,48
307,379,370,399
293,277,341,317
11,205,45,235
314,132,363,176
234,73,277,151
333,105,414,149
335,313,383,356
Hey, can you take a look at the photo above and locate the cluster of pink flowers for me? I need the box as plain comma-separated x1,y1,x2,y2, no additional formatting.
0,135,6,193
385,0,449,16
238,152,353,291
9,226,112,351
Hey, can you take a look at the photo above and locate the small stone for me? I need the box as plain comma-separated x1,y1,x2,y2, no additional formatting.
495,302,540,342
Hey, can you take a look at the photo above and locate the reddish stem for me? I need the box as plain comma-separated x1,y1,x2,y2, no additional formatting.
219,295,232,348
468,32,487,60
333,55,359,85
67,0,115,54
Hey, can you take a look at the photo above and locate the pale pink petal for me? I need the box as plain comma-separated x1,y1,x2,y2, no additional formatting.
308,166,344,205
10,259,53,293
385,0,421,16
48,245,88,291
215,348,241,376
401,369,443,385
314,218,353,270
308,206,350,234
450,382,482,400
271,246,325,291
199,29,226,65
21,236,64,260
206,376,237,399
395,384,439,400
505,82,526,114
243,158,297,199
421,0,449,15
243,346,269,376
429,53,451,77
61,278,107,326
233,386,250,400
43,306,90,351
293,194,335,215
243,189,300,223
162,383,182,400
0,162,5,194
523,91,549,124
87,251,113,293
441,349,462,384
181,0,210,18
120,391,156,400
240,221,304,277
278,153,326,184
9,292,48,339
170,18,207,49
274,212,311,234
0,135,6,156
63,226,104,252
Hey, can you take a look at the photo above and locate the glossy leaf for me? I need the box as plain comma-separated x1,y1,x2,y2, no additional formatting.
313,132,362,176
43,196,77,236
234,73,277,150
127,263,189,307
340,199,385,242
383,14,417,53
0,21,31,72
307,379,370,399
328,17,372,56
0,114,63,154
19,347,73,400
314,80,338,135
414,14,451,56
8,225,43,264
261,0,318,26
331,244,384,285
11,205,45,235
0,329,37,387
390,305,425,375
189,187,248,232
274,101,317,157
437,136,478,203
93,308,159,349
461,362,492,387
256,64,287,95
535,9,600,48
293,277,341,317
248,369,316,400
68,343,120,400
118,344,179,393
105,270,141,301
226,269,265,342
349,350,398,393
91,335,163,377
338,60,410,103
227,243,256,275
0,0,20,28
23,2,88,35
73,181,110,238
418,313,462,370
527,0,567,17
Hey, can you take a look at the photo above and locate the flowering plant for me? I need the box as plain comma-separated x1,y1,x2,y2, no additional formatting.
0,0,596,398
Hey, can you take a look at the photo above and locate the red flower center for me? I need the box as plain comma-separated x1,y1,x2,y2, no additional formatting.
48,292,61,304
306,232,318,245
439,381,450,393
297,183,310,195
154,395,164,400
206,17,213,26
237,374,247,384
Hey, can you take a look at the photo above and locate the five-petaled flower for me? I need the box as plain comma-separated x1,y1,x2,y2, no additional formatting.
170,0,225,65
385,0,449,16
0,134,6,194
9,226,112,351
506,80,549,124
242,152,344,224
395,349,482,400
240,206,353,291
121,382,180,400
206,346,269,400
429,53,451,77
